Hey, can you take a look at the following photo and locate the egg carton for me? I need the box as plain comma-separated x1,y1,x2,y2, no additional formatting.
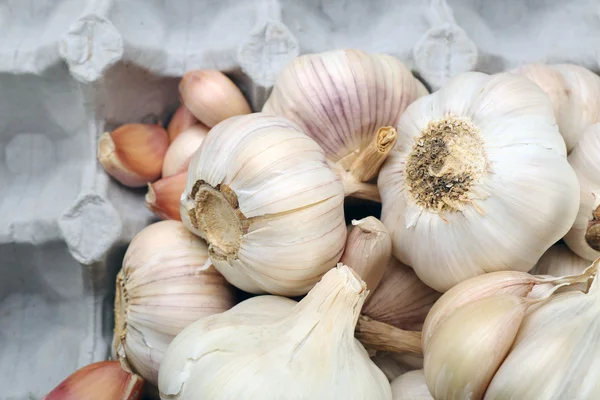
1,0,598,398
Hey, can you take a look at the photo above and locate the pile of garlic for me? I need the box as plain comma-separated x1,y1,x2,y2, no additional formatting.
45,50,600,399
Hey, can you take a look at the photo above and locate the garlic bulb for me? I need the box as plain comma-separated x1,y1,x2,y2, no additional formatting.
515,63,600,152
484,265,600,399
564,123,600,261
378,71,580,292
113,220,236,386
167,105,200,142
263,49,423,202
340,217,392,292
180,113,347,296
179,70,251,128
424,294,532,399
363,257,440,331
98,123,169,187
162,125,208,177
530,242,589,277
44,361,143,400
158,265,392,400
421,267,595,349
391,370,432,400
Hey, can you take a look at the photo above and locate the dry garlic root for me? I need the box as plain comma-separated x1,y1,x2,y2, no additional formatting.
180,112,347,296
113,221,236,386
379,71,580,292
421,264,597,399
564,123,600,261
158,265,393,399
514,63,600,152
263,49,426,203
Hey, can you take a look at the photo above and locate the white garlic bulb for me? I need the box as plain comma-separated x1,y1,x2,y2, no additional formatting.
515,63,600,152
158,264,392,399
484,263,600,399
180,113,347,296
263,49,425,202
530,242,589,277
564,123,600,261
391,370,433,400
378,71,580,292
113,220,237,386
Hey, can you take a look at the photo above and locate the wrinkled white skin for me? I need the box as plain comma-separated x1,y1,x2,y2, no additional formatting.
158,265,392,400
180,113,347,296
485,272,600,399
379,72,580,292
564,123,600,261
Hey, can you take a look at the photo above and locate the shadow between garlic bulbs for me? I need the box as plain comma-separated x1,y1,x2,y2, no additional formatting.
378,71,580,292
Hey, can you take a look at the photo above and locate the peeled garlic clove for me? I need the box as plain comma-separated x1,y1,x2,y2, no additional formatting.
98,123,169,187
564,123,600,261
162,125,208,177
263,49,421,202
378,71,580,292
515,63,600,152
180,113,347,296
530,242,589,277
340,217,392,292
484,265,600,399
113,220,236,386
145,172,187,221
362,257,440,331
420,268,594,349
391,370,433,400
167,105,199,142
158,264,392,399
44,361,143,400
424,294,530,400
179,70,251,127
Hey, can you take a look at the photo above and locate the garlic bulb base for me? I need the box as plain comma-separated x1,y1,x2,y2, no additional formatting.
356,316,423,355
405,116,487,214
585,209,600,251
187,182,245,261
349,126,398,183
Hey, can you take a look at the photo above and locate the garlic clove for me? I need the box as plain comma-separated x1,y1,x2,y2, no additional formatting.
363,257,441,331
179,70,251,127
98,123,169,187
181,113,347,296
145,172,187,221
340,216,392,292
379,71,580,292
167,105,199,142
113,220,237,386
158,264,392,399
484,264,600,399
263,49,421,202
161,125,208,177
564,123,600,261
391,369,433,400
423,294,530,400
43,361,143,400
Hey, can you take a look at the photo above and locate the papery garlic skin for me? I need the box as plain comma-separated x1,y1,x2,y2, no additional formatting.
180,113,347,296
263,49,420,201
113,221,236,386
379,71,580,292
530,242,589,277
146,172,187,221
515,63,600,152
391,370,433,400
162,125,208,177
363,257,440,331
158,265,392,400
424,295,529,400
564,123,600,261
484,271,600,399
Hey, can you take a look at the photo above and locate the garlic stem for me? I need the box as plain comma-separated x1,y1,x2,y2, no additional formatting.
349,126,398,183
356,316,423,355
